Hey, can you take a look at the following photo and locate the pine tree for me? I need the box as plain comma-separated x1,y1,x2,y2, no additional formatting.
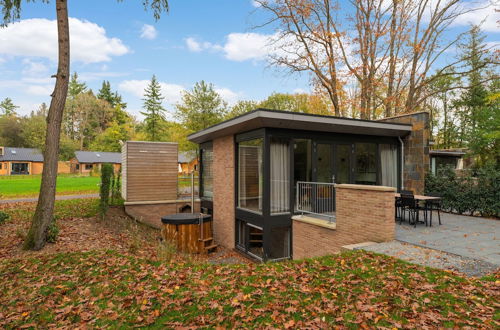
0,97,19,116
68,72,88,98
97,80,127,109
141,75,167,141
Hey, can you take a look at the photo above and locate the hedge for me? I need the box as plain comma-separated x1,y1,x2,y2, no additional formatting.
425,166,500,218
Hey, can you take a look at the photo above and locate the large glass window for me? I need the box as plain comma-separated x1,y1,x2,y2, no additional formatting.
335,144,351,184
355,143,377,185
269,226,291,260
270,138,290,214
380,144,398,188
294,139,312,184
317,143,333,182
238,138,263,213
200,145,213,200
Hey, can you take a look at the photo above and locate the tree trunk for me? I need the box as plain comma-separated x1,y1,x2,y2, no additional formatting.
24,0,70,250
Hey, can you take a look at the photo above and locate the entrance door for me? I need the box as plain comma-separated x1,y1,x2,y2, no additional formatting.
334,144,352,184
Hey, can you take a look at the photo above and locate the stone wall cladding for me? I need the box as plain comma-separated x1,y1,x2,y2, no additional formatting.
379,112,430,194
125,201,200,229
293,184,396,260
213,135,235,249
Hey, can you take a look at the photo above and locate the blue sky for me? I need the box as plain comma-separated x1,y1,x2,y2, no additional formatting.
0,0,498,119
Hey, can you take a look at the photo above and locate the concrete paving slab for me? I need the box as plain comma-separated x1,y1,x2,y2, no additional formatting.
396,212,500,265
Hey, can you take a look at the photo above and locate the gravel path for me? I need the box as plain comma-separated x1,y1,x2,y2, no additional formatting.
361,241,498,277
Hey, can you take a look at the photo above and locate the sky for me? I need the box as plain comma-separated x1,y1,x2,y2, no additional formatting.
0,0,498,119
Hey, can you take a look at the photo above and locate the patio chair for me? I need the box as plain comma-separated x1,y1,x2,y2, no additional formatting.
424,192,442,226
400,193,426,227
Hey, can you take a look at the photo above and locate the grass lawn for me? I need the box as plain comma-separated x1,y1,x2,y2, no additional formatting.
0,175,100,199
0,200,498,328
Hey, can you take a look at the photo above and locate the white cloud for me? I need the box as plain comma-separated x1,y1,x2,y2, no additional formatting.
140,24,158,40
215,87,242,105
26,85,53,96
185,37,203,52
451,1,500,32
21,59,48,77
0,18,129,63
222,32,274,61
251,0,262,8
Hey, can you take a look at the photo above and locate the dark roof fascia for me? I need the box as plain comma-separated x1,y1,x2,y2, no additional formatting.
188,108,413,144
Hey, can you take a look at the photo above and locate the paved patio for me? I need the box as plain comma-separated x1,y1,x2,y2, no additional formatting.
396,212,500,265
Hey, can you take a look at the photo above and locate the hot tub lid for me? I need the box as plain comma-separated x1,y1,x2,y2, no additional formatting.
161,213,212,225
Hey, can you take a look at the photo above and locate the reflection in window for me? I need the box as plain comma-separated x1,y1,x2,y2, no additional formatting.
335,144,351,184
269,226,291,260
317,143,333,182
355,143,377,185
200,146,213,200
380,144,398,187
294,139,312,184
238,138,263,213
271,138,290,214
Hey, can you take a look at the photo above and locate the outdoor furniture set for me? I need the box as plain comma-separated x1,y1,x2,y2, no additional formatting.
395,191,442,227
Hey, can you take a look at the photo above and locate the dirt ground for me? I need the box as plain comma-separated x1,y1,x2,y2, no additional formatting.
0,204,250,265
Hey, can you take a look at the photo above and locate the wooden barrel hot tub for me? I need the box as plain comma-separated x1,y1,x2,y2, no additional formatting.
161,213,216,254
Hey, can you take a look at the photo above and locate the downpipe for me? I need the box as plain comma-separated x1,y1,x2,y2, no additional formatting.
398,136,404,191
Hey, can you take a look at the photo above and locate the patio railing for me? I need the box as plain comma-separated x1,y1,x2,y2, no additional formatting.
295,181,336,222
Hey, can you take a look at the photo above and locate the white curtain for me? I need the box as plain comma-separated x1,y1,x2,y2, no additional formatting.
270,139,290,214
380,144,398,188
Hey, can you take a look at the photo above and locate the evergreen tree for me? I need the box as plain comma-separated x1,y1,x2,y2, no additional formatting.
0,97,19,116
68,72,88,98
175,80,227,133
141,75,167,141
97,80,127,109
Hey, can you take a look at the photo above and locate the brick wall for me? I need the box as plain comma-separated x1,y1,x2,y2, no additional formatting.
293,184,396,259
125,200,201,229
212,135,235,249
379,112,430,194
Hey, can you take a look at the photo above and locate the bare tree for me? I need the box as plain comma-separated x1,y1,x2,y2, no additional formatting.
256,0,492,118
1,0,169,250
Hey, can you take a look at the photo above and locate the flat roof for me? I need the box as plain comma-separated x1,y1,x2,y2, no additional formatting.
429,149,466,157
188,109,413,144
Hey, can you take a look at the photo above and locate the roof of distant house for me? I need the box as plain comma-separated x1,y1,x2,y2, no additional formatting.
0,147,43,162
188,108,413,144
178,151,197,163
74,151,121,164
429,149,466,157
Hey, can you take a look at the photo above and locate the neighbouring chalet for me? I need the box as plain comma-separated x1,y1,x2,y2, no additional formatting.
71,151,121,174
0,147,44,175
178,151,198,174
429,149,467,174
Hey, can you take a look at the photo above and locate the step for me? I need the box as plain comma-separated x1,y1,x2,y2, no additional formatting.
204,244,218,251
340,242,377,252
200,237,213,242
249,240,263,243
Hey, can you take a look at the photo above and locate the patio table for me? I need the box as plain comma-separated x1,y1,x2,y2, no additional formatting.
395,193,442,226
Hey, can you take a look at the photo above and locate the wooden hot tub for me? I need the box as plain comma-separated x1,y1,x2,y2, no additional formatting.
161,213,216,254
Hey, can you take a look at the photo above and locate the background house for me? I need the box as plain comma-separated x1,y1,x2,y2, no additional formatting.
429,149,467,174
71,151,121,175
0,147,44,175
178,151,198,174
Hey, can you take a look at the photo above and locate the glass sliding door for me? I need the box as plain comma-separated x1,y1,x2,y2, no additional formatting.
270,138,290,214
379,144,398,188
316,143,334,183
238,138,263,213
335,144,351,184
293,139,312,184
355,143,377,185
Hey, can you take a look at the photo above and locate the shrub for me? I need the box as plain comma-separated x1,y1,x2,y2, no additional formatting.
110,171,123,206
425,165,500,217
99,163,114,217
0,211,10,225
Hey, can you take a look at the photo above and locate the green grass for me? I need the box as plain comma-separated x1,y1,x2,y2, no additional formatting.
0,175,100,199
0,249,498,328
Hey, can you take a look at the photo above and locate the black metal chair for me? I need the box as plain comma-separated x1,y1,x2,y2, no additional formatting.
400,193,426,227
424,192,442,226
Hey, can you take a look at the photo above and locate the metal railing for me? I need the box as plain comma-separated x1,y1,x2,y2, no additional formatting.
295,181,336,222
